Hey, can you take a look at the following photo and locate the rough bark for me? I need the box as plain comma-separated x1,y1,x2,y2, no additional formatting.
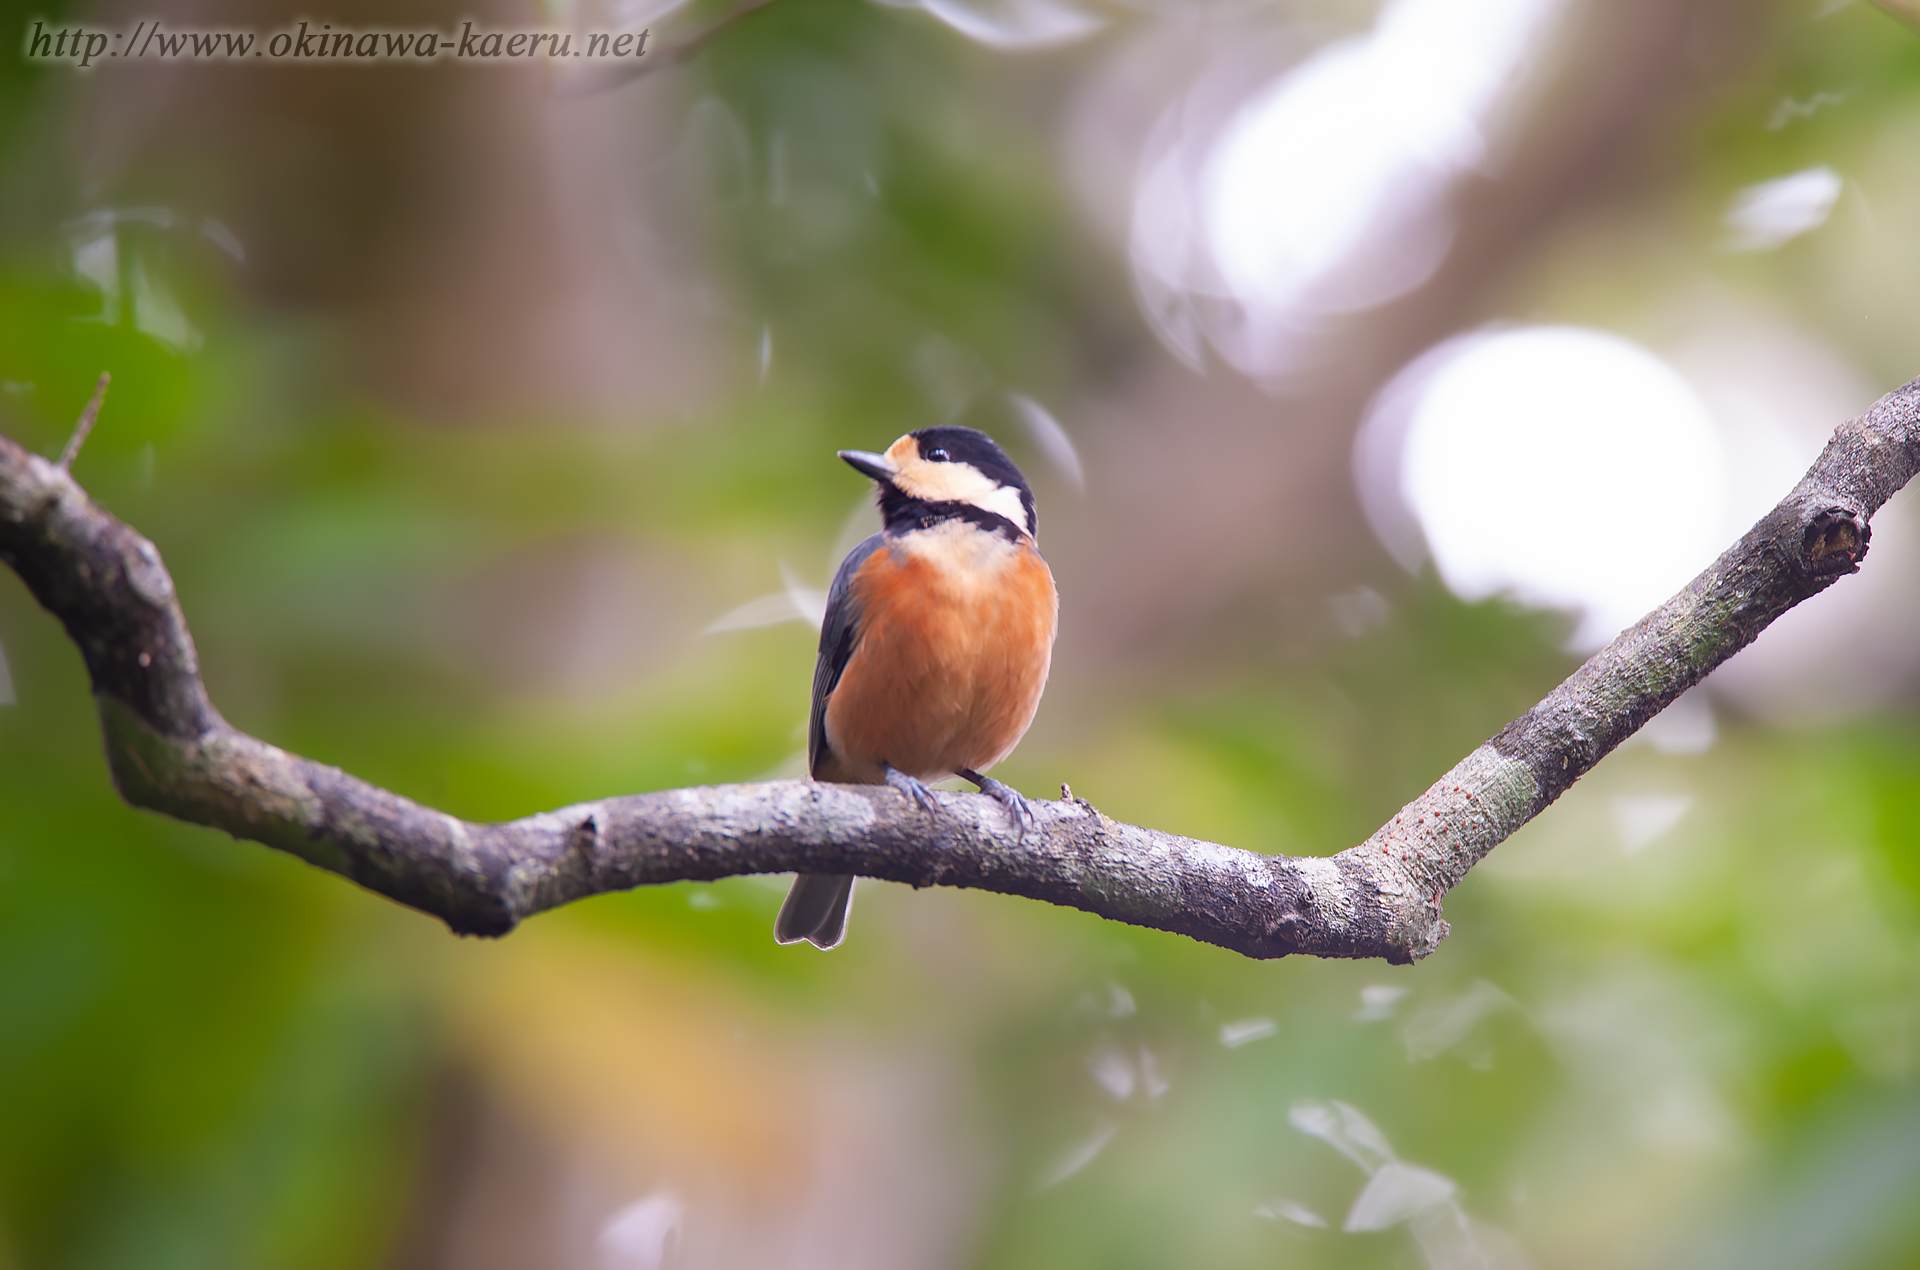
3,377,1916,961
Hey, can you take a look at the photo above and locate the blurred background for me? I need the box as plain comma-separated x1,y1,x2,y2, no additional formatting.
3,0,1920,1265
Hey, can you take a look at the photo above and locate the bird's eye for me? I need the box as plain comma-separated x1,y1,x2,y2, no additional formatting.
925,447,951,462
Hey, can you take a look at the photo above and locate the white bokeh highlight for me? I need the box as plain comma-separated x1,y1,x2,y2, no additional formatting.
1204,0,1559,315
1359,319,1917,722
1387,326,1730,649
1722,166,1842,253
1130,0,1564,378
598,1190,683,1270
882,0,1105,50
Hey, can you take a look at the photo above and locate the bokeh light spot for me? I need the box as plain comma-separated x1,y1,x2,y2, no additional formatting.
1723,166,1842,253
1371,326,1729,649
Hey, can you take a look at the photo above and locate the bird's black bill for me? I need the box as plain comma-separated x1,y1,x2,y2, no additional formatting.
839,449,896,482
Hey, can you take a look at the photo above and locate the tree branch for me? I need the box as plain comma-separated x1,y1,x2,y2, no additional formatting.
3,378,1917,961
57,372,109,472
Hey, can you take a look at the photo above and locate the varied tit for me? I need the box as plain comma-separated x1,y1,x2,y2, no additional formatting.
775,426,1060,950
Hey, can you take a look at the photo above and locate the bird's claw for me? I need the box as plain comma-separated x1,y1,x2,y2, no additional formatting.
962,769,1039,840
884,764,941,814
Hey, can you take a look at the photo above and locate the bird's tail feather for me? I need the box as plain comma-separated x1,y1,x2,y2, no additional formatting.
775,873,855,948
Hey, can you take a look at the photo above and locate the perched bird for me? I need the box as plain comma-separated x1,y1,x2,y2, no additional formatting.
775,426,1059,949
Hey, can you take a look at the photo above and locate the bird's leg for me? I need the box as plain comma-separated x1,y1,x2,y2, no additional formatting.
960,768,1039,839
884,763,941,814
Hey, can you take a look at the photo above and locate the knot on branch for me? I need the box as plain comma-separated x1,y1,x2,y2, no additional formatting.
1263,892,1310,950
1803,507,1869,577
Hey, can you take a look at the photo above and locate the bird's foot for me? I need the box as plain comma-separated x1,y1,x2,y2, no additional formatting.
884,764,941,814
961,768,1039,839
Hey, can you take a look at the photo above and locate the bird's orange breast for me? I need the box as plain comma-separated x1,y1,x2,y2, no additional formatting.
820,526,1057,785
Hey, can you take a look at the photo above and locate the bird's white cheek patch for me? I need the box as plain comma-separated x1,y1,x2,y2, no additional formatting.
893,462,1030,536
977,484,1031,536
897,462,990,506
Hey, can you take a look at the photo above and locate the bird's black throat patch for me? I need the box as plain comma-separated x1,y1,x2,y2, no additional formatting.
877,487,1027,543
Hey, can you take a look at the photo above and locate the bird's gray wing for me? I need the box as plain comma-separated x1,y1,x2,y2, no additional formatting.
808,533,887,778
